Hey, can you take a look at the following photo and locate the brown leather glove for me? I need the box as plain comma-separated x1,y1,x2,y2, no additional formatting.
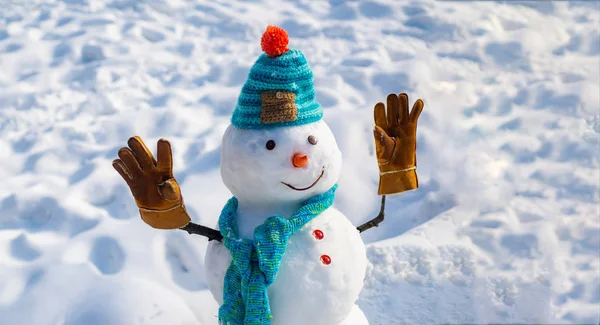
112,136,191,229
373,93,424,195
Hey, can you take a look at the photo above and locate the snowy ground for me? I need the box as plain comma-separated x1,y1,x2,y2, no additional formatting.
0,0,599,324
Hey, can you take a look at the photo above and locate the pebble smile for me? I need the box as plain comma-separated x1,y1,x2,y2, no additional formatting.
282,168,325,191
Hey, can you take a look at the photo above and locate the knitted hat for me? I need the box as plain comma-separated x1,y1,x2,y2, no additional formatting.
231,26,322,129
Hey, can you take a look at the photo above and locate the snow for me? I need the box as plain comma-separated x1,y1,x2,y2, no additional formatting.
0,0,598,324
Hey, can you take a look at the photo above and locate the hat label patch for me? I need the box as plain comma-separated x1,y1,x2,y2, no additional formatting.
260,90,297,124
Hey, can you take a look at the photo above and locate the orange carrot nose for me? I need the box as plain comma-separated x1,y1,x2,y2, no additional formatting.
292,154,308,168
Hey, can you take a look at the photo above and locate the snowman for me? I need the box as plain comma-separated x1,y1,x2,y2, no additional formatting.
112,26,424,325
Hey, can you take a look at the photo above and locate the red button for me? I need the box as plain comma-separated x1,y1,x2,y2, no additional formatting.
313,229,324,240
320,254,331,265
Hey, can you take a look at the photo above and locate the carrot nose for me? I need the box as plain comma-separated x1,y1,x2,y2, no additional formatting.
292,154,308,168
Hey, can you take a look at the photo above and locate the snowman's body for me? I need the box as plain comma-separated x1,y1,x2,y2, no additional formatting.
206,121,369,325
205,207,368,325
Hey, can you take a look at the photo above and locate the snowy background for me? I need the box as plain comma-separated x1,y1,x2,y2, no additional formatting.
0,0,599,324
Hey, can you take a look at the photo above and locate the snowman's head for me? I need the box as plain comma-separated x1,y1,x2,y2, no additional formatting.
221,120,342,204
222,26,341,204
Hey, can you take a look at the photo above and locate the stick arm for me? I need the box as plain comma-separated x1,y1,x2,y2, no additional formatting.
180,195,386,238
180,222,223,242
356,195,386,233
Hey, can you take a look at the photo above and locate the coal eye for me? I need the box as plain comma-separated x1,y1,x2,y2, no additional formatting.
308,135,317,145
266,140,276,150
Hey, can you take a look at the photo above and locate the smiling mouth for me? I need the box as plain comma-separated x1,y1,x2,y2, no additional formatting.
282,168,325,191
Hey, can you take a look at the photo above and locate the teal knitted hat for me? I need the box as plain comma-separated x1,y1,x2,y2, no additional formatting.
231,26,322,129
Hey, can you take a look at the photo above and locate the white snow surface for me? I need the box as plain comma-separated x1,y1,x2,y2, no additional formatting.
0,0,599,324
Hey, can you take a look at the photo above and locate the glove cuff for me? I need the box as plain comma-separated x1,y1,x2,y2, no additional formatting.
139,204,191,230
378,168,418,195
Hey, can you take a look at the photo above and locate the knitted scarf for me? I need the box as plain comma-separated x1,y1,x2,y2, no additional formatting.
217,185,338,325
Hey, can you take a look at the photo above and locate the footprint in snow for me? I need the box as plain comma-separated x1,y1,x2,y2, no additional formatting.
0,195,99,237
280,20,319,38
500,234,539,259
80,44,105,63
168,42,194,57
10,234,41,262
11,131,38,153
3,43,23,53
89,236,125,275
80,18,114,27
498,118,522,131
53,42,73,60
328,2,358,20
485,42,530,71
55,16,74,27
371,72,411,95
404,12,459,42
322,25,356,41
357,1,392,19
91,185,138,220
463,96,491,117
141,27,166,43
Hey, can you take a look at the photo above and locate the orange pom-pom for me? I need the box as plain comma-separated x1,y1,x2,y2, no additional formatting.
261,25,289,57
